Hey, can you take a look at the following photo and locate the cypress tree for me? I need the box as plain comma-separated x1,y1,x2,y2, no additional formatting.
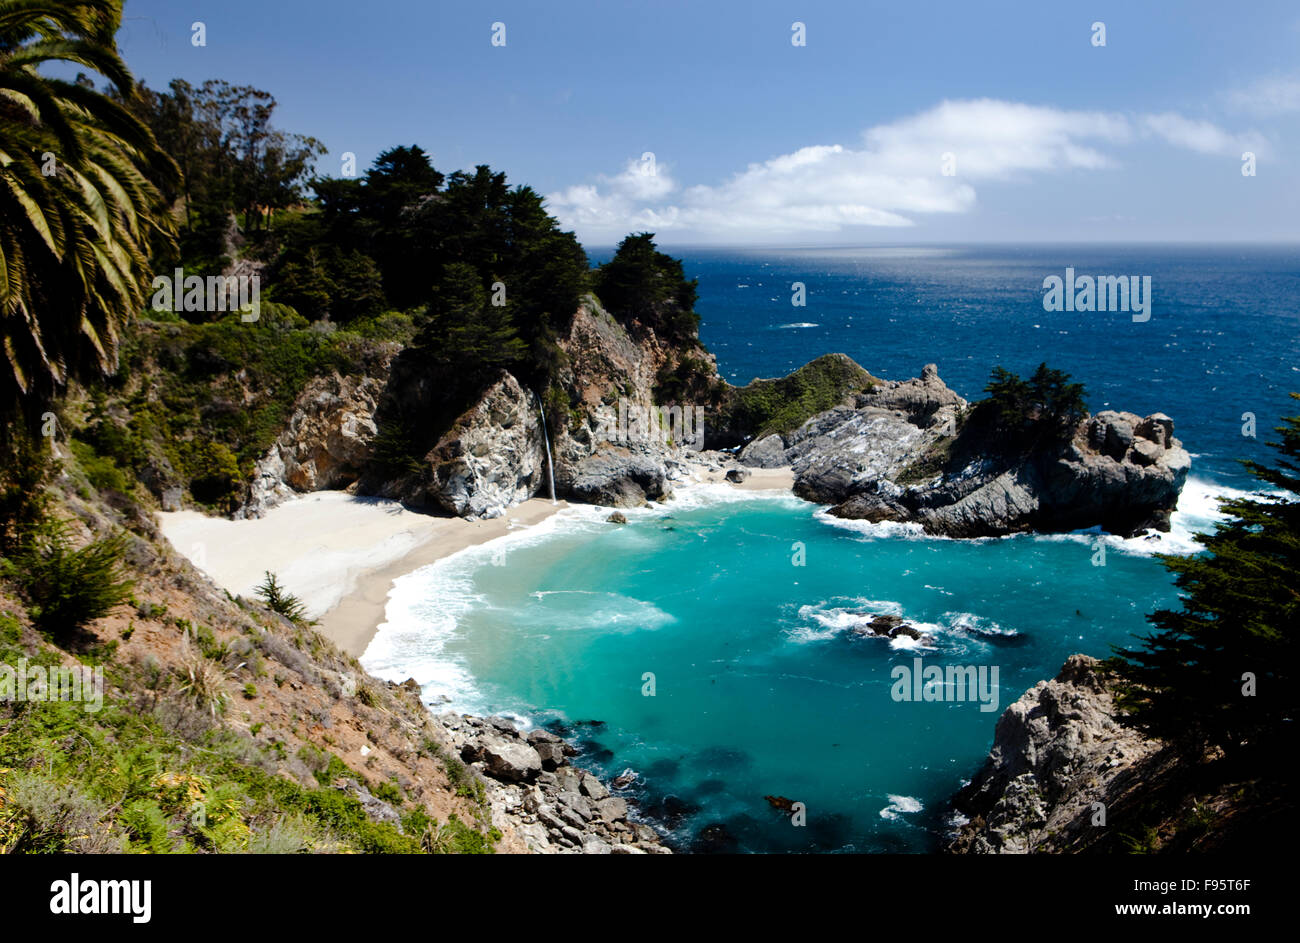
1113,394,1299,761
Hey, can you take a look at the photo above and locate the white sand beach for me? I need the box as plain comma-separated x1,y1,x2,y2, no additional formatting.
158,492,566,657
156,468,792,659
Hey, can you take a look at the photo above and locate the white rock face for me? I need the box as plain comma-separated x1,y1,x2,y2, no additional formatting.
426,371,547,520
236,372,386,519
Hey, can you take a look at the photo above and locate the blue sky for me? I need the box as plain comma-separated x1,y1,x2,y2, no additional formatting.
114,0,1299,246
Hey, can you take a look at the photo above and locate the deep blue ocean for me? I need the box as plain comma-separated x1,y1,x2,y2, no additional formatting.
363,246,1299,853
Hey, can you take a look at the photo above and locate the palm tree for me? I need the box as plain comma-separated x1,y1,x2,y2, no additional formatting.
0,0,176,435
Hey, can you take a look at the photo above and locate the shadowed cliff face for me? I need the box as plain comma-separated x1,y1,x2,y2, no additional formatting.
945,656,1297,854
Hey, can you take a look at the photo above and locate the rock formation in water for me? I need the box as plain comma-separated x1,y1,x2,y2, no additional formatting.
753,363,1188,538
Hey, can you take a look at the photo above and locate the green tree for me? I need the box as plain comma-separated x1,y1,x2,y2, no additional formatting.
595,232,699,342
975,362,1088,450
1113,396,1299,759
0,517,133,638
255,570,310,624
0,0,177,435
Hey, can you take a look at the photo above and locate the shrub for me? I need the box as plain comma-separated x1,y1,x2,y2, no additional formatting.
1,519,133,638
177,643,231,719
246,812,335,854
3,770,125,853
255,571,311,624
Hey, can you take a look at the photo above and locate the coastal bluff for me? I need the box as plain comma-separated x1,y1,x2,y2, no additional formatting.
223,304,1185,540
746,363,1190,538
944,655,1161,854
945,655,1295,854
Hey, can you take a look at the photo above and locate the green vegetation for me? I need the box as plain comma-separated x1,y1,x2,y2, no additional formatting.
76,306,394,512
0,0,177,434
971,363,1089,451
895,433,960,485
1113,396,1299,764
594,232,701,345
713,354,876,445
0,611,496,854
255,571,309,624
126,78,323,271
0,519,132,639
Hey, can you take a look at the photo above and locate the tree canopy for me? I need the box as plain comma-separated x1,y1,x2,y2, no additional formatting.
1113,395,1299,763
594,232,700,344
0,0,177,433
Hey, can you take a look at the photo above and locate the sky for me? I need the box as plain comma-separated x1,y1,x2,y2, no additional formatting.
110,0,1299,247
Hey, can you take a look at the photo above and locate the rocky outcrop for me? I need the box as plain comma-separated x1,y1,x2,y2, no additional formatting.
353,298,711,517
549,299,705,508
782,364,966,503
437,712,671,854
237,371,390,519
418,372,549,519
786,364,1189,538
945,655,1161,854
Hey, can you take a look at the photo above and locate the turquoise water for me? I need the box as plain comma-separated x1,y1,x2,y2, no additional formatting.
364,483,1233,852
362,245,1293,852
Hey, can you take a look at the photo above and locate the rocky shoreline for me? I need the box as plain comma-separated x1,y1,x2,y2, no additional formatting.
744,363,1190,539
432,710,672,854
944,655,1162,854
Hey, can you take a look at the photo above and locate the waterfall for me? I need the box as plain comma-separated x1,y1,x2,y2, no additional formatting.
534,393,557,504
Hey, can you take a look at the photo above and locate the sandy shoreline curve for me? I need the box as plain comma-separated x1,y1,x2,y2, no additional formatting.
157,493,567,657
157,467,795,659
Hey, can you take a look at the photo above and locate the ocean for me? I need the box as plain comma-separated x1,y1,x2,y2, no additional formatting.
361,245,1299,852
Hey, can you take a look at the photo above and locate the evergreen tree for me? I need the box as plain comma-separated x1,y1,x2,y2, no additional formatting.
594,233,699,343
974,362,1088,451
1113,395,1299,759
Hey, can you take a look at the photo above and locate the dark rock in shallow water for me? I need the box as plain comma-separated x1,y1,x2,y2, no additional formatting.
693,822,740,854
577,740,614,764
645,758,680,779
611,769,639,790
641,793,701,828
848,612,929,644
606,511,628,524
690,745,752,772
764,794,796,812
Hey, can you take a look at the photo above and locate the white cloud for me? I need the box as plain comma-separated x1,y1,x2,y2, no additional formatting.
546,98,1254,244
1227,73,1300,116
1141,112,1259,156
545,157,678,232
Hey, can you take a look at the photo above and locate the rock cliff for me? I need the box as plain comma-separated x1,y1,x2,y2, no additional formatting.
945,655,1161,853
237,370,391,519
239,296,719,519
776,364,1189,537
